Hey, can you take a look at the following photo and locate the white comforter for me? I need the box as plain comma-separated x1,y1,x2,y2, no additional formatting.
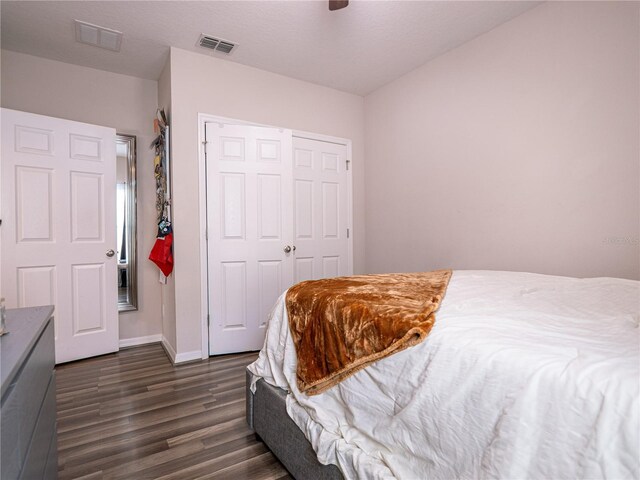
248,271,640,480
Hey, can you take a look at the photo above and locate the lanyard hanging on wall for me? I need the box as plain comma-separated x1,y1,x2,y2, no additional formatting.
148,108,173,281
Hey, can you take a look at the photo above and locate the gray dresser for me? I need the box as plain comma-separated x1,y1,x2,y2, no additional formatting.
1,306,57,480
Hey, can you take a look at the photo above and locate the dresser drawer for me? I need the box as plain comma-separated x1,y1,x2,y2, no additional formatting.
43,430,59,480
1,319,55,479
20,372,57,480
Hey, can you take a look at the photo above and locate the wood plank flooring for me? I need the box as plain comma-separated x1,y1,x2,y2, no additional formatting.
55,344,291,480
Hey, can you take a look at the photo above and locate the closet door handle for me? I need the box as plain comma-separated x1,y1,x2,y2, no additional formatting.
292,246,296,252
283,245,291,254
106,249,115,258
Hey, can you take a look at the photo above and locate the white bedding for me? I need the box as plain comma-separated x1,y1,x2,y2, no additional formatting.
248,271,640,480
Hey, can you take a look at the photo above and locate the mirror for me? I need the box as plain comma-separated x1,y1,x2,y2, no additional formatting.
116,134,138,311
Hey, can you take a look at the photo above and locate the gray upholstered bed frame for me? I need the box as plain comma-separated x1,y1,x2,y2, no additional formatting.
246,369,344,479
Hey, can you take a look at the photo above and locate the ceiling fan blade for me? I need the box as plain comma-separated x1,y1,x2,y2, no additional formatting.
329,0,349,11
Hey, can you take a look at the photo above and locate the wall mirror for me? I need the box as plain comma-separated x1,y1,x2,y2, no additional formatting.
116,134,138,311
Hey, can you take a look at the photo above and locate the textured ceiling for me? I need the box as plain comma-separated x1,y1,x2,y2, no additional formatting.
1,1,540,95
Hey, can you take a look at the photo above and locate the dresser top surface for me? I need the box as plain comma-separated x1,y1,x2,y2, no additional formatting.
1,305,54,397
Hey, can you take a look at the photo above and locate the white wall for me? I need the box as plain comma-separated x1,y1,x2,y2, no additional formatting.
1,50,163,340
364,2,639,280
168,47,365,358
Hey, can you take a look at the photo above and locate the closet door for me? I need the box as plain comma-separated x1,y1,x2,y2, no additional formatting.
292,137,350,282
1,108,118,363
205,123,293,355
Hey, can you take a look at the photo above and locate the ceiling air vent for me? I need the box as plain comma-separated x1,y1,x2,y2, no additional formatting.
216,41,235,54
198,34,237,55
74,20,123,52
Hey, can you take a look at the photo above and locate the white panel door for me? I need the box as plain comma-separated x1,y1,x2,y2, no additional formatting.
1,108,118,363
292,137,350,282
206,123,293,355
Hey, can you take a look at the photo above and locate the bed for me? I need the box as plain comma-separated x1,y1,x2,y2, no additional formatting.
246,270,639,479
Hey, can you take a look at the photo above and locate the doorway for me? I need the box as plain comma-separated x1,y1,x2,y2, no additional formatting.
200,116,353,355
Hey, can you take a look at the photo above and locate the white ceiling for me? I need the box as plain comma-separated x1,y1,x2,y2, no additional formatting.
1,1,540,96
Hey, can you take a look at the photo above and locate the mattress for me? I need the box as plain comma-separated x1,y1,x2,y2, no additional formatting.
248,270,640,479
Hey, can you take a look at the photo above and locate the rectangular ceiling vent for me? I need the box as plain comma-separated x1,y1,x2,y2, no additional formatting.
74,20,123,52
198,34,237,55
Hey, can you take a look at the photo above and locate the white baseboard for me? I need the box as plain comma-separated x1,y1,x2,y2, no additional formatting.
160,336,202,364
161,336,177,363
119,334,162,349
174,350,203,364
118,335,202,365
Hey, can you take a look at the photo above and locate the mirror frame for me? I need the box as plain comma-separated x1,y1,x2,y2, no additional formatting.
116,134,138,312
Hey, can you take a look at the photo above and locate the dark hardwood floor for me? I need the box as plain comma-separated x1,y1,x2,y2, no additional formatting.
56,344,291,480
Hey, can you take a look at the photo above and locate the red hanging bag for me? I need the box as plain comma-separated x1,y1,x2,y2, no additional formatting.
149,232,174,276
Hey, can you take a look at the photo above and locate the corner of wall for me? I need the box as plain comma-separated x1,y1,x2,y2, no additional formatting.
161,333,177,362
157,52,179,358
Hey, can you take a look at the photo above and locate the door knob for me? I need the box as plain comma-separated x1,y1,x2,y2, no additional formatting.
283,245,291,253
292,246,296,252
106,249,115,257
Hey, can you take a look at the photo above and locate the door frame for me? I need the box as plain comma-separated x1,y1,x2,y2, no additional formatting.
197,113,353,357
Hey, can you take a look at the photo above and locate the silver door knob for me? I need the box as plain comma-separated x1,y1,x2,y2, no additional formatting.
106,249,115,257
283,245,291,253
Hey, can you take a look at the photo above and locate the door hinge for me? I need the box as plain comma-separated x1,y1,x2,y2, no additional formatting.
347,228,350,238
346,159,351,171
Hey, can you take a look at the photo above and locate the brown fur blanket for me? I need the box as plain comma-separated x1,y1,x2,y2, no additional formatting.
286,270,452,395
